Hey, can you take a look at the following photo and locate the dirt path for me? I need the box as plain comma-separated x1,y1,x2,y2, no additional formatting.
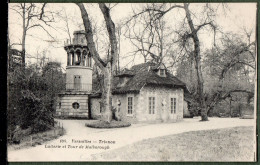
8,117,255,161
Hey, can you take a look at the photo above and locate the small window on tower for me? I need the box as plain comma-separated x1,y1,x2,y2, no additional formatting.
72,102,80,109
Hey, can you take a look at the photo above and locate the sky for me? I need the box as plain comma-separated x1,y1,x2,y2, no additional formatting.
8,3,257,72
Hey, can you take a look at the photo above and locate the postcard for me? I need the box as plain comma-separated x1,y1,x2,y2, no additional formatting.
7,2,257,162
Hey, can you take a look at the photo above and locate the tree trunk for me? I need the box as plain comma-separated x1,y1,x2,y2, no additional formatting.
21,3,26,69
99,3,118,76
184,3,208,121
101,65,113,122
77,3,118,123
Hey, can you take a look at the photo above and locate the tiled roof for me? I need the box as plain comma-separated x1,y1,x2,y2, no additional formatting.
92,62,187,95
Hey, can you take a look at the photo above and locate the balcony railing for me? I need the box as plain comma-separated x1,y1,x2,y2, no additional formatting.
66,83,92,92
64,39,87,47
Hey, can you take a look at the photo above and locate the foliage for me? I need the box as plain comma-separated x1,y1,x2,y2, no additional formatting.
18,90,41,129
126,3,255,120
176,32,255,117
8,61,65,142
86,120,131,129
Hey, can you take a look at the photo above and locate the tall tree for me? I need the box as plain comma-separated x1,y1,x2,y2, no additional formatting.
77,3,118,123
9,3,55,68
127,3,219,120
42,61,65,111
202,33,255,115
125,4,174,64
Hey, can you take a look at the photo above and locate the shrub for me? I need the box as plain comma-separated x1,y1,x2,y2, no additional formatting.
86,120,131,129
31,106,54,133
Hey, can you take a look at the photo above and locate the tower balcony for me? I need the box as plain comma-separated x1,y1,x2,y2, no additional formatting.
66,83,92,92
64,40,88,47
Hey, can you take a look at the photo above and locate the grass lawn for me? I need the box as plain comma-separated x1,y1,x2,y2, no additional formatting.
92,126,255,161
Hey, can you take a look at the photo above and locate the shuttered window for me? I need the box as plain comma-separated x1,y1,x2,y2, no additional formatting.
171,98,177,114
74,75,81,90
159,69,165,76
99,102,102,113
128,97,133,114
149,97,155,114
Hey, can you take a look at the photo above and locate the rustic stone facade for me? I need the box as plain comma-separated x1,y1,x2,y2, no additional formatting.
137,86,183,122
90,97,101,119
55,30,92,118
183,100,191,117
56,94,89,118
66,66,92,87
56,33,187,121
91,85,184,123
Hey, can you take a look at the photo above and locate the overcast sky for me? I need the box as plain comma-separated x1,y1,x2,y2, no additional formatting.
8,3,257,72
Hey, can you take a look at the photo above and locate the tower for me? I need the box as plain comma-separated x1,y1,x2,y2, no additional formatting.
55,30,93,118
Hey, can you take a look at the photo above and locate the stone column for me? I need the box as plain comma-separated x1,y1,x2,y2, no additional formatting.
80,50,83,66
84,54,86,66
74,51,77,65
90,55,92,67
86,50,89,67
88,53,91,67
68,52,71,66
86,54,89,67
72,52,75,65
67,52,70,66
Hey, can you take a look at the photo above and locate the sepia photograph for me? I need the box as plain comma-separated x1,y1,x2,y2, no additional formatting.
7,2,257,162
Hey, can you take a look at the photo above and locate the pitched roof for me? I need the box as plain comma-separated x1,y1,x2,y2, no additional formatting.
92,62,187,95
115,68,135,77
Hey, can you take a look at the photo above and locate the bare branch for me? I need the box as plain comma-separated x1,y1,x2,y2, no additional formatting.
76,3,106,69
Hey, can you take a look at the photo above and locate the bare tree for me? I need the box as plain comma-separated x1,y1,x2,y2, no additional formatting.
126,3,224,121
57,7,72,44
124,4,171,64
10,3,56,69
116,23,122,73
204,32,255,115
77,3,118,123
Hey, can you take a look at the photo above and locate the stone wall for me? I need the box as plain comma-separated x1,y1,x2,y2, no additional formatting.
90,97,102,119
90,94,138,123
56,94,89,118
183,100,191,117
112,94,139,123
137,86,184,122
66,66,92,86
90,86,184,123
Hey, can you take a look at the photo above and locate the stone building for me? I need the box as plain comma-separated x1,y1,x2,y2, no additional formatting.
56,30,92,118
56,30,190,122
90,62,188,123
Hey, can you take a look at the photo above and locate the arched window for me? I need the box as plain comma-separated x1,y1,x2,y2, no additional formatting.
72,102,80,109
75,50,81,65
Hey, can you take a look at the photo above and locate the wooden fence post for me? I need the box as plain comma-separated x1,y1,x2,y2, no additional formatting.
30,135,32,146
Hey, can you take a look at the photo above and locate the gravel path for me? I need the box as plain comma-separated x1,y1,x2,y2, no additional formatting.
8,117,255,162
